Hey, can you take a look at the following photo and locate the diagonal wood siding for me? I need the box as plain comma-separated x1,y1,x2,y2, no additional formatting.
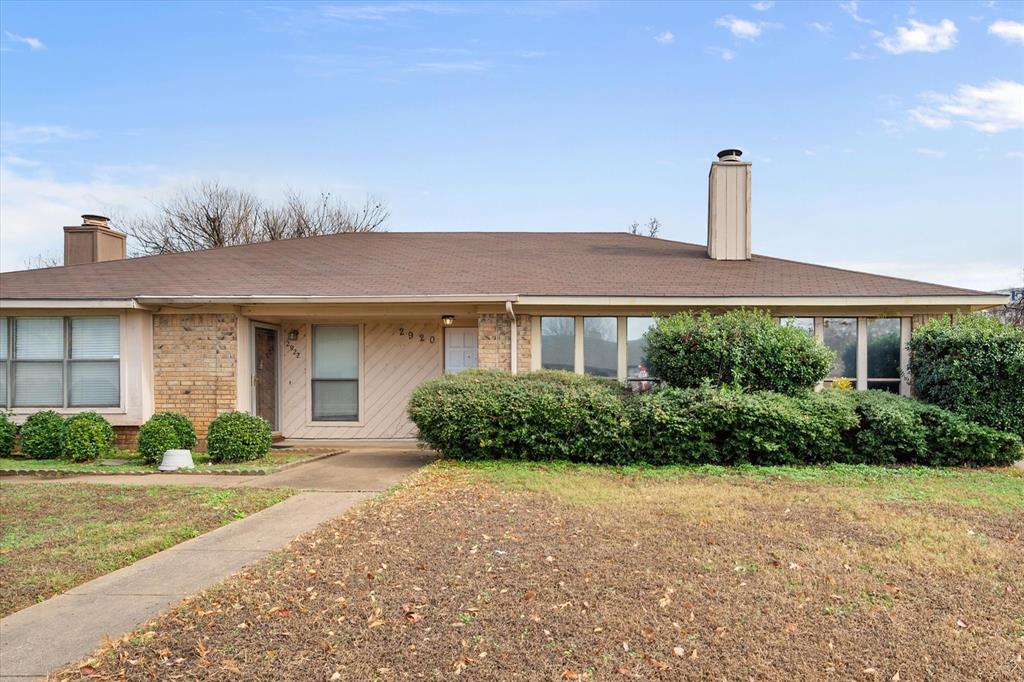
280,321,443,439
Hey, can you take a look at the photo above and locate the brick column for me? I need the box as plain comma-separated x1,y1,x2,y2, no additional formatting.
516,313,532,374
153,313,238,440
477,313,512,371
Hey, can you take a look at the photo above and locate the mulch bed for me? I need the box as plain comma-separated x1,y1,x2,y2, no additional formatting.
53,470,1023,681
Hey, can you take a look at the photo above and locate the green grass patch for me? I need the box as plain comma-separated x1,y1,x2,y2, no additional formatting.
0,483,293,617
0,450,324,475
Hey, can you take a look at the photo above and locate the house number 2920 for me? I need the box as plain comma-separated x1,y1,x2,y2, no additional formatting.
397,327,435,344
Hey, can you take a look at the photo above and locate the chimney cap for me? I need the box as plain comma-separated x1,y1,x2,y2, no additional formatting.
81,214,111,228
716,149,743,161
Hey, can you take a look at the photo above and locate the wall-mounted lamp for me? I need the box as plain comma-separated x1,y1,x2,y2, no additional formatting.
441,315,455,327
287,329,299,341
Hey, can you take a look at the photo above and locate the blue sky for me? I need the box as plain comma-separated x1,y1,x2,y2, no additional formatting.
1,0,1022,289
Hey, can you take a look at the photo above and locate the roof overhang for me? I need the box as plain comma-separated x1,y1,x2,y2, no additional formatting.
133,294,521,305
514,295,1009,307
0,298,141,309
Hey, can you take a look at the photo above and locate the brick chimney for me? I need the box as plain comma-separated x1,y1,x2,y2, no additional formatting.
707,149,751,260
63,214,127,266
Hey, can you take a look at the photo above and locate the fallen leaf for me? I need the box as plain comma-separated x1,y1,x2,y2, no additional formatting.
956,619,968,629
524,590,537,601
673,646,686,657
785,623,799,634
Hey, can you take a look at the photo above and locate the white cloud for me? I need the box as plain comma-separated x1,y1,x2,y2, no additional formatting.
911,80,1024,134
3,31,44,50
1005,150,1024,159
320,2,462,21
653,31,675,45
878,19,958,54
839,1,872,25
988,20,1024,45
909,107,952,129
915,147,947,158
706,46,736,61
824,261,1021,292
715,15,779,41
845,50,866,60
404,60,490,73
0,124,86,145
809,21,832,33
750,1,774,10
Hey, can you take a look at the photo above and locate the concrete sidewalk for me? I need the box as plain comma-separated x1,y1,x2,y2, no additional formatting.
0,491,368,680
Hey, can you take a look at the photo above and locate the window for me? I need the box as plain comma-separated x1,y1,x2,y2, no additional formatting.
823,317,857,381
540,317,575,371
627,317,657,388
2,316,120,408
311,325,359,421
583,317,617,377
781,317,814,337
867,318,901,393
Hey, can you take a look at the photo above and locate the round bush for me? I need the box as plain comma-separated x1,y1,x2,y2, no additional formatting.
644,309,834,395
907,314,1024,438
137,420,180,464
19,411,66,459
207,411,272,463
137,412,197,463
0,412,17,457
63,412,115,462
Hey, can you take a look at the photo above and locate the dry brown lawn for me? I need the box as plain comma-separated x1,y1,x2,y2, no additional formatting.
53,463,1023,681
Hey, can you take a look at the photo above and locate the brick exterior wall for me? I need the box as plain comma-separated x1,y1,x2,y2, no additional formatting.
153,313,238,439
113,426,140,450
477,312,531,373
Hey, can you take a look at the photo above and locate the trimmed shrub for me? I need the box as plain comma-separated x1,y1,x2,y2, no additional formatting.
844,391,927,465
0,412,16,457
63,412,115,462
207,411,272,463
644,309,834,395
138,412,197,463
19,411,65,459
138,420,180,464
907,314,1024,437
408,370,630,463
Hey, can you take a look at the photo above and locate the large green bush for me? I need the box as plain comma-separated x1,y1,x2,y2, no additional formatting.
644,309,834,395
62,412,115,462
408,370,630,462
0,412,16,457
138,412,198,463
907,314,1024,437
19,411,65,459
206,411,272,463
408,371,1022,467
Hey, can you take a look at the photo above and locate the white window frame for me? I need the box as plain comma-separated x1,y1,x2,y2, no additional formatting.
1,314,123,411
305,323,364,426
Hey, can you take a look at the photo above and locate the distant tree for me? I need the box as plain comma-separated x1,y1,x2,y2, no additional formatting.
125,181,389,255
23,252,62,269
628,217,661,237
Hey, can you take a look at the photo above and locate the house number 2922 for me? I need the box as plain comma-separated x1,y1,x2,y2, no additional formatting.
397,327,435,344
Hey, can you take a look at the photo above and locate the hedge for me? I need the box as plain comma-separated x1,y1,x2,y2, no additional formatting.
19,411,66,459
644,309,834,395
138,412,198,463
408,371,1022,467
207,411,272,463
63,412,116,462
907,314,1024,438
0,413,16,457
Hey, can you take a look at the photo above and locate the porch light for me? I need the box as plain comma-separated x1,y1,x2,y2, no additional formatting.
441,315,455,327
288,329,299,341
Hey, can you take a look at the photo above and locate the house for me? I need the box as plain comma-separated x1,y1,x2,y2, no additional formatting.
0,150,1005,445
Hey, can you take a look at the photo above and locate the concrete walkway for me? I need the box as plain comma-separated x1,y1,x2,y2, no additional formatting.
0,442,432,680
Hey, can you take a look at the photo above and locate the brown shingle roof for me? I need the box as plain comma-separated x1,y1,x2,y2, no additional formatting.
0,232,991,300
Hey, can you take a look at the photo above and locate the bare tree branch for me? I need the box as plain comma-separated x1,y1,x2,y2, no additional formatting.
627,217,661,237
23,252,62,269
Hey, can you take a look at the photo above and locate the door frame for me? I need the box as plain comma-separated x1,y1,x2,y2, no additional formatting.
250,321,281,431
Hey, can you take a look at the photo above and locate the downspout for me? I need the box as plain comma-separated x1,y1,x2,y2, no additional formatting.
506,299,517,374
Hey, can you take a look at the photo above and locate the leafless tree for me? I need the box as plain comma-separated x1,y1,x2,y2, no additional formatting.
628,217,661,237
23,252,62,269
124,181,389,255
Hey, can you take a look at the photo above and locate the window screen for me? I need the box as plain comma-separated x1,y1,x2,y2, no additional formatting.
312,325,359,421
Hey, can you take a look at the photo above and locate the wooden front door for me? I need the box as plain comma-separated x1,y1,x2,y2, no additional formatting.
253,325,278,430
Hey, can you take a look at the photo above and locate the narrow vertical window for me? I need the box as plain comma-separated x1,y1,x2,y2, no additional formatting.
13,317,65,407
822,317,857,383
0,318,7,407
626,317,657,388
312,325,359,421
583,317,617,377
540,317,575,371
69,317,120,406
867,318,901,393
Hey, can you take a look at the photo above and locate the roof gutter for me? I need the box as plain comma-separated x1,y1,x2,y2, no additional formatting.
0,298,141,309
513,294,1009,307
133,294,522,306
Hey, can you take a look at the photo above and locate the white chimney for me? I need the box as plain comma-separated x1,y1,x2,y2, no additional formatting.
707,148,751,260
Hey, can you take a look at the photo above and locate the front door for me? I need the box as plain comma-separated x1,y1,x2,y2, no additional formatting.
253,325,278,430
445,328,478,373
